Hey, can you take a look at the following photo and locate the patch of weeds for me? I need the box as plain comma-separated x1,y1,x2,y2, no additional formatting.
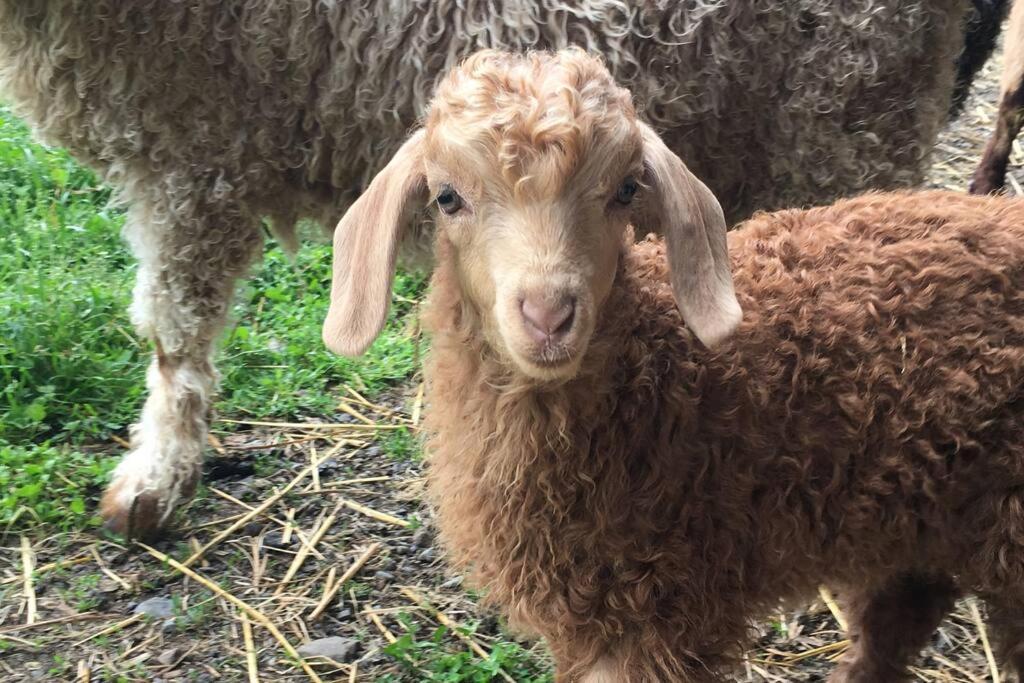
346,580,374,600
47,653,74,679
94,662,143,683
0,108,140,445
170,592,218,631
383,613,553,682
61,572,104,612
407,513,424,531
248,448,286,477
382,426,420,461
0,440,113,530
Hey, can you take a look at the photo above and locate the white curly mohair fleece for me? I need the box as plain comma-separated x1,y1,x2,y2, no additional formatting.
0,0,969,536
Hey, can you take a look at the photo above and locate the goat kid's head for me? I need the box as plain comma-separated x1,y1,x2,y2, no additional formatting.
323,49,741,381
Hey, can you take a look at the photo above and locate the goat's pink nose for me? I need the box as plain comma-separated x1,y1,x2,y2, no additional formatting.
521,295,575,343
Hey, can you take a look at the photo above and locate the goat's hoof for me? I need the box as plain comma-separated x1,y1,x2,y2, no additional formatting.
98,455,201,540
99,477,171,541
968,172,1005,196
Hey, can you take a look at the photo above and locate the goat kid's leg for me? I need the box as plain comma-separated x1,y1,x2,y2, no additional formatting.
829,572,958,683
970,0,1024,195
576,657,619,683
982,593,1024,682
100,199,261,538
562,651,725,682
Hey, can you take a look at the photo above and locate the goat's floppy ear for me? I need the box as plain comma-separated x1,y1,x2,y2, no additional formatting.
636,122,742,347
323,130,427,356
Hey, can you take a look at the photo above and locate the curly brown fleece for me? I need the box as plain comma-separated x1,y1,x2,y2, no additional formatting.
423,191,1024,681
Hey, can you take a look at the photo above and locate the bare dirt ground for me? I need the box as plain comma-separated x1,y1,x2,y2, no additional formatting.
2,46,1022,683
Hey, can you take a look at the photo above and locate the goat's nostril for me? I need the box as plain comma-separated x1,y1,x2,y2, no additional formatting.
553,300,575,336
521,296,576,341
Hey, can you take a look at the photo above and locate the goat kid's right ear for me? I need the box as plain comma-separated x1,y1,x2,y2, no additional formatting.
323,131,427,356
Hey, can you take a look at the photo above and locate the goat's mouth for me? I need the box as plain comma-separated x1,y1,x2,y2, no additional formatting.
529,345,576,368
512,339,586,380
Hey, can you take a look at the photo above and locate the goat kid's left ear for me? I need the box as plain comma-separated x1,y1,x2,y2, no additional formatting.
635,122,742,347
323,130,427,357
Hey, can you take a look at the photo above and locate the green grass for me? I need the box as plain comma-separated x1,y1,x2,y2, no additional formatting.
0,106,424,530
383,612,553,683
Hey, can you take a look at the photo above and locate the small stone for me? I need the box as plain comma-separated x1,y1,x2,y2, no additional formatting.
161,618,177,633
417,547,436,562
373,570,395,587
412,528,432,547
263,531,292,549
440,575,464,590
365,446,382,458
337,607,352,620
226,481,252,498
297,636,360,662
88,591,113,611
157,648,181,666
133,596,174,619
243,521,263,536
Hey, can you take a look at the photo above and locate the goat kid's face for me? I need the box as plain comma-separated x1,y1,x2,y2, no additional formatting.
423,139,630,380
323,51,742,381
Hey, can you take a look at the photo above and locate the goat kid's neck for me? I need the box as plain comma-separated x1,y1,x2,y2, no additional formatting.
421,236,707,481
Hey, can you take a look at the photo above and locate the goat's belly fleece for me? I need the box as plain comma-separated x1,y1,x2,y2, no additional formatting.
423,191,1024,680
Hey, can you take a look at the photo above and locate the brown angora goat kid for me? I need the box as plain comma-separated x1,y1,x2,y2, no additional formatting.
323,50,1024,682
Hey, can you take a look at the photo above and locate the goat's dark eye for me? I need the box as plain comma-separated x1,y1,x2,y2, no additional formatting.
436,184,463,215
615,176,638,205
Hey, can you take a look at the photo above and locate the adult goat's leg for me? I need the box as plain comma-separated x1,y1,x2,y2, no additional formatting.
100,196,262,538
970,0,1024,195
